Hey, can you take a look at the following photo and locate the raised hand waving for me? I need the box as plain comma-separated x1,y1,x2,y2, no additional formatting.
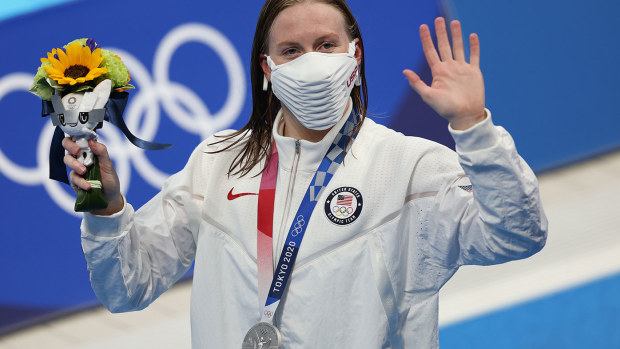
403,17,486,130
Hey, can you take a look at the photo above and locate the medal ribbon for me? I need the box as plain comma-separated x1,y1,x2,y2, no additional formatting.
257,141,278,314
256,110,359,324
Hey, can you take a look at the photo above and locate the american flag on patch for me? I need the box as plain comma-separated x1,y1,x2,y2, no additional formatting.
337,194,353,206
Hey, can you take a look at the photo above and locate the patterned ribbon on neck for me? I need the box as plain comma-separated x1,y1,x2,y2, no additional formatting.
256,109,359,324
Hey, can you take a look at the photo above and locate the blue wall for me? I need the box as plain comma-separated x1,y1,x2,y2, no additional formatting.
449,0,620,172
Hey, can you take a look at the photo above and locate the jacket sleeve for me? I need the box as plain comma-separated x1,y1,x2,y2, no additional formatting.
80,142,208,312
424,110,548,268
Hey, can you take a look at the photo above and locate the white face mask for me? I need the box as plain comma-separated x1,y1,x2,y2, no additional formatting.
266,41,360,131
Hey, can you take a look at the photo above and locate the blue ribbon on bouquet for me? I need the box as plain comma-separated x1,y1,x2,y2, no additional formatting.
41,91,172,184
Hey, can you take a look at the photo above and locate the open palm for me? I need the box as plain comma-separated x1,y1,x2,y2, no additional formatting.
404,17,486,130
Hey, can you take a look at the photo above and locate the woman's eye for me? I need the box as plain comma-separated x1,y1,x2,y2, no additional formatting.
283,48,298,56
79,112,89,124
321,43,334,50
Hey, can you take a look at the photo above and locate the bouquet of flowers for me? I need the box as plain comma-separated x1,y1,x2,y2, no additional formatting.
31,38,168,212
31,38,134,100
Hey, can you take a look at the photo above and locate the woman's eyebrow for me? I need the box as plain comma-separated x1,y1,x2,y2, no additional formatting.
275,40,301,48
313,34,340,46
275,33,341,49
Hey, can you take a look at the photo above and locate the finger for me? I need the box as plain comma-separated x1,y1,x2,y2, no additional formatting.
451,20,465,61
88,139,119,180
403,69,430,98
61,137,80,156
434,17,453,61
70,170,91,191
64,154,87,175
470,33,480,67
419,24,440,67
88,138,112,164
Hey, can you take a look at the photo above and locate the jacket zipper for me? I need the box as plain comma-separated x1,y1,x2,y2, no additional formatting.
273,139,301,326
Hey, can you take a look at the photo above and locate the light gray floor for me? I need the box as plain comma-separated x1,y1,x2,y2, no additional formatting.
1,150,619,348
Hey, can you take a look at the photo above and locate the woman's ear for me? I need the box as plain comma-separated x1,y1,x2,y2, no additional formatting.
354,38,362,66
259,54,271,81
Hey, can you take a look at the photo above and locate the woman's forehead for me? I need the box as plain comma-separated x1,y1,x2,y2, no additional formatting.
269,2,348,45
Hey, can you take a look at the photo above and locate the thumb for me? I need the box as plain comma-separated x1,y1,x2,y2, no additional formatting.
88,138,113,166
403,69,429,97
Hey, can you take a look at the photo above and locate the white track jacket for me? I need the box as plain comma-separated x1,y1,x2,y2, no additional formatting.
81,104,548,348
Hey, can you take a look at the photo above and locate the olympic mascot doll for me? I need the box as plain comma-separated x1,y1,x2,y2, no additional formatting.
30,38,170,212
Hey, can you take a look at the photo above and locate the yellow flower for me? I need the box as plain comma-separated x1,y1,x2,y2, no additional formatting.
41,43,108,85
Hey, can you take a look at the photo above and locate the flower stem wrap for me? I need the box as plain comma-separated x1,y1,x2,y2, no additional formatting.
74,155,108,212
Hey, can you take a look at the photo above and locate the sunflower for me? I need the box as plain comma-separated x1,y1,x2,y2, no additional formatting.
41,43,108,85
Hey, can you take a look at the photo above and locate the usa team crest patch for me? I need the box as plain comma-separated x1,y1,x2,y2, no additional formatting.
324,187,363,225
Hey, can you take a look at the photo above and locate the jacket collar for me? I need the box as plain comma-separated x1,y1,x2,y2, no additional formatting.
272,98,354,172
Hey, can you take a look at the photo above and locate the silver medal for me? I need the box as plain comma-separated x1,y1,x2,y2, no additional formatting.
242,322,282,349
